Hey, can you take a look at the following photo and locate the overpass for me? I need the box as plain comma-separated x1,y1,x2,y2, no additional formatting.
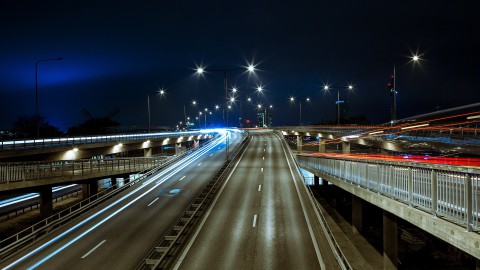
0,118,479,268
0,130,220,217
0,130,218,161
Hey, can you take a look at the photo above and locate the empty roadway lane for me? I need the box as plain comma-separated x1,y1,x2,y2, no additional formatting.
175,130,339,270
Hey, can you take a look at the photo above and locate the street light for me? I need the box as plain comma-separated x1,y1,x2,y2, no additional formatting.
323,84,354,125
373,54,421,122
35,57,63,137
195,63,256,128
195,63,256,160
289,96,310,125
147,88,166,133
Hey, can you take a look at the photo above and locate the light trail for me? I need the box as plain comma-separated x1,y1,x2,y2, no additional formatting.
0,184,78,208
3,133,227,270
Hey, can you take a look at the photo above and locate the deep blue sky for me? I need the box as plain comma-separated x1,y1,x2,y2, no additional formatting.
0,1,478,131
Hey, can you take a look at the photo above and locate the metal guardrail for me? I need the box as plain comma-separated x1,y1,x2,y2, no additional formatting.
136,131,251,269
0,135,220,261
0,130,215,151
276,131,352,270
296,155,480,231
0,157,169,184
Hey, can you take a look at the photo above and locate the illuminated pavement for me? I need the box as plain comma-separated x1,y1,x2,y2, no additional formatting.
0,132,243,269
174,131,339,270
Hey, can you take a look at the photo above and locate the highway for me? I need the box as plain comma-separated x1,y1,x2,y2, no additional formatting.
0,131,243,269
174,130,339,270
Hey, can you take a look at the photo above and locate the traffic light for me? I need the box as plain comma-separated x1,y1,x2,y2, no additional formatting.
387,74,395,95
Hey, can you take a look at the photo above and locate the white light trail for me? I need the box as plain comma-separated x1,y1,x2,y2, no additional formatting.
4,134,227,270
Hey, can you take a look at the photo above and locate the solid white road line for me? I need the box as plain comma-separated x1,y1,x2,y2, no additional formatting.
197,163,202,166
81,240,107,259
253,214,258,227
147,197,159,207
179,176,186,181
261,167,263,172
279,135,326,270
258,185,262,192
263,156,264,160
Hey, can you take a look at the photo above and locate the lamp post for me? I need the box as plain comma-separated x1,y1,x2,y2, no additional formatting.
290,96,310,125
323,84,354,125
373,54,421,122
195,64,256,127
35,57,63,137
147,88,166,133
196,64,256,160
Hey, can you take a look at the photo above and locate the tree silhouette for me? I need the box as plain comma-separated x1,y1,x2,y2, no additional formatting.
12,115,61,138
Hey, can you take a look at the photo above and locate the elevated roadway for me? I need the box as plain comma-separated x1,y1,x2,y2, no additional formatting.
0,131,243,269
174,130,339,269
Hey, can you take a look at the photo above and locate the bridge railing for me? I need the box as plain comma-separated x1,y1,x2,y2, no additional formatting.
0,157,167,184
0,134,219,184
296,155,480,231
0,130,214,151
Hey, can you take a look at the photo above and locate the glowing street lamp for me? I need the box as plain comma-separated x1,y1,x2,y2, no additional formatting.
323,83,354,125
374,53,422,122
148,88,167,132
195,62,256,160
289,96,310,125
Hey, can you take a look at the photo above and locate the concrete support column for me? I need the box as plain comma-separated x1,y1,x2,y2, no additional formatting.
383,210,398,270
314,175,320,186
39,186,53,218
335,187,344,211
352,195,363,234
318,138,326,152
296,135,302,151
175,143,185,154
194,139,199,148
322,179,329,186
111,177,117,187
144,148,152,157
82,180,99,198
342,142,351,154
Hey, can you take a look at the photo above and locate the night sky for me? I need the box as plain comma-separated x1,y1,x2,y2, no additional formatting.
0,1,478,131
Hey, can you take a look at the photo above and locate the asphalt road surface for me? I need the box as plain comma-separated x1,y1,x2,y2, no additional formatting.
0,131,243,270
174,130,339,270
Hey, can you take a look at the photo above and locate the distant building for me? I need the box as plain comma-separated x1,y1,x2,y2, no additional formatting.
256,110,273,127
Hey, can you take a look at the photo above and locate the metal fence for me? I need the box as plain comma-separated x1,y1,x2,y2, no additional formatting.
296,155,480,231
0,157,169,184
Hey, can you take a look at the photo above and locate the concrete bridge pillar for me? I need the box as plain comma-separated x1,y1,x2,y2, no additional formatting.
194,139,200,148
175,143,185,154
342,142,350,154
352,195,363,234
144,148,152,157
335,187,344,211
39,186,53,218
383,210,398,270
111,177,117,187
318,138,326,152
296,135,302,151
82,179,99,198
314,175,320,186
